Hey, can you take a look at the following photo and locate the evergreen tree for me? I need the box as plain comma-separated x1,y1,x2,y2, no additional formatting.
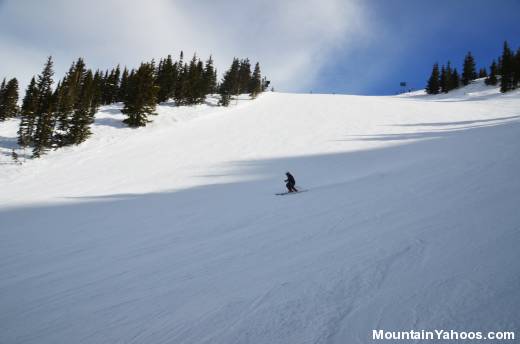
92,70,104,106
54,58,87,145
184,54,205,104
0,78,5,110
0,78,19,120
238,58,252,94
156,55,176,103
485,60,498,86
118,67,129,102
17,77,38,147
439,65,448,93
461,51,477,85
497,56,503,75
32,56,56,158
218,58,242,105
478,68,488,78
426,63,440,94
219,68,234,106
203,55,217,95
445,62,453,91
513,47,520,89
174,62,189,105
102,65,121,104
499,41,514,93
249,62,262,98
229,58,241,95
174,51,187,105
51,82,66,146
450,68,460,91
219,87,231,106
32,99,56,158
194,59,206,102
68,70,98,144
100,70,109,104
122,62,159,127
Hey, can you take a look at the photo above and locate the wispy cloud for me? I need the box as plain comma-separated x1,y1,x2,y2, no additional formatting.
0,0,369,92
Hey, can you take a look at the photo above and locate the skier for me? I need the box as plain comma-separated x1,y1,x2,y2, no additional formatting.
284,172,298,193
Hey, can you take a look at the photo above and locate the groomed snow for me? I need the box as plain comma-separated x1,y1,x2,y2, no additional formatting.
1,80,519,343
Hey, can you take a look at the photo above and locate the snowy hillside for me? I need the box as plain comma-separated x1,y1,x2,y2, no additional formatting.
1,80,519,343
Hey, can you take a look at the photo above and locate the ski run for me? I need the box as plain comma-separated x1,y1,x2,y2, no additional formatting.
1,79,519,343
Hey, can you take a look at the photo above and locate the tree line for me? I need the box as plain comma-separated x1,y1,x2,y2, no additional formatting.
426,41,520,94
0,52,269,158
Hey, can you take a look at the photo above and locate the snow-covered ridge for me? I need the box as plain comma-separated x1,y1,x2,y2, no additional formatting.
1,80,519,343
398,77,518,100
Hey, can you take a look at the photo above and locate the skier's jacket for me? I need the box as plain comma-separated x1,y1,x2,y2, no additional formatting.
285,173,296,186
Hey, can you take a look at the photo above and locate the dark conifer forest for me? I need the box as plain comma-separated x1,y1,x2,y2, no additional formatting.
425,41,520,94
1,52,269,158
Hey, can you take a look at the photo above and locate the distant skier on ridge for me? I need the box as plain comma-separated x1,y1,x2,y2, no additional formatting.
285,172,298,193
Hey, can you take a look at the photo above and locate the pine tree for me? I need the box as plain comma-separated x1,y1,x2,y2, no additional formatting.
513,47,520,89
32,56,56,158
17,77,38,147
203,55,217,95
92,70,104,106
156,55,177,103
111,65,121,103
426,63,440,94
54,58,86,145
445,62,453,91
118,67,130,102
184,54,205,105
485,60,498,86
227,58,241,96
174,62,189,105
219,70,233,106
102,65,121,104
462,51,477,85
249,62,262,98
122,62,159,127
499,41,514,93
219,58,242,105
478,68,488,78
450,68,460,91
219,87,231,106
32,100,56,158
0,78,5,112
439,65,448,93
194,59,206,103
174,51,187,105
238,58,252,94
0,78,19,120
100,70,109,104
68,70,98,144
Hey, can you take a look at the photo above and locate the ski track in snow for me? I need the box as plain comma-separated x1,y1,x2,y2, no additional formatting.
1,83,520,343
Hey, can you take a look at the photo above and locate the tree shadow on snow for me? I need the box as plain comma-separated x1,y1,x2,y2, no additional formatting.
390,115,520,128
341,116,520,142
93,117,126,129
0,135,18,150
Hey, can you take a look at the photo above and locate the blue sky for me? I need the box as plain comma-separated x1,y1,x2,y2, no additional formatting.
0,0,519,95
316,0,520,95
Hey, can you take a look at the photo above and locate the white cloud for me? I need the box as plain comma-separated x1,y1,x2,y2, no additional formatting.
0,0,370,92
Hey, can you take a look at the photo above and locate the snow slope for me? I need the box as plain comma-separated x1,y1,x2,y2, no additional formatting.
1,81,519,343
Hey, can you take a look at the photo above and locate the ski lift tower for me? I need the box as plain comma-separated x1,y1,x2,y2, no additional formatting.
399,81,407,94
